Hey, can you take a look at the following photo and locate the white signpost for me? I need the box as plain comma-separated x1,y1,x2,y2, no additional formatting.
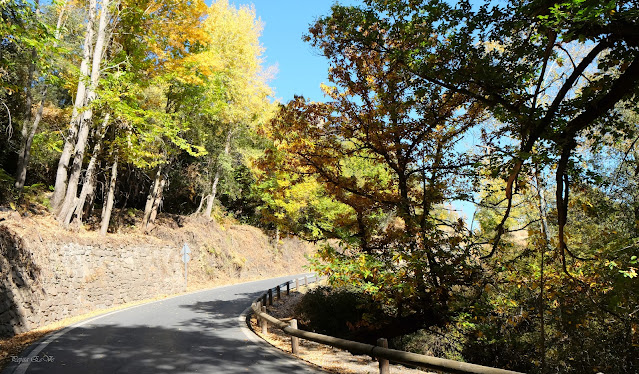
181,243,191,286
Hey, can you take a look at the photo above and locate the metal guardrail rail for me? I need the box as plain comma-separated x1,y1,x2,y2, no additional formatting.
250,275,525,374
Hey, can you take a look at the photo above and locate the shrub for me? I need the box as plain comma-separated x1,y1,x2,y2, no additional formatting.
295,286,386,341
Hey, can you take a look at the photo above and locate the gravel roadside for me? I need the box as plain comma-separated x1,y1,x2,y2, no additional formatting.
249,288,434,374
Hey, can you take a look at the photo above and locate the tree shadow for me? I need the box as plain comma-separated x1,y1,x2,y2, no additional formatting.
6,283,322,373
12,323,320,374
0,224,42,338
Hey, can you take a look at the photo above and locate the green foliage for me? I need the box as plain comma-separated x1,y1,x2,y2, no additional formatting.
253,146,353,240
0,168,16,204
19,182,50,208
295,286,387,341
392,324,467,362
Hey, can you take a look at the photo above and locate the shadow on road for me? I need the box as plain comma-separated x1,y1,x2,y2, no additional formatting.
17,322,311,374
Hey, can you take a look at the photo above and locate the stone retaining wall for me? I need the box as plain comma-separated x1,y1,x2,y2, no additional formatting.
0,225,184,337
0,214,314,339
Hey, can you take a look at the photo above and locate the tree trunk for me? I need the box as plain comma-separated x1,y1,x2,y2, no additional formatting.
148,178,165,226
57,0,112,221
16,49,36,188
51,0,96,211
57,109,92,221
533,166,550,373
204,169,220,218
63,113,110,227
194,194,208,215
204,129,233,218
142,166,163,229
100,156,118,235
15,88,46,189
15,4,66,189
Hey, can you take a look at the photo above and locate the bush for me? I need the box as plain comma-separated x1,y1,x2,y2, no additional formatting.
295,286,387,342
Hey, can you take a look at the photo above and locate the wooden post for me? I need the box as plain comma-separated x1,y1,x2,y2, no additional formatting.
262,294,267,307
261,306,268,334
286,281,290,295
268,289,273,305
257,302,263,331
252,302,257,324
304,275,308,288
377,338,389,374
295,278,299,290
277,285,281,300
290,319,299,354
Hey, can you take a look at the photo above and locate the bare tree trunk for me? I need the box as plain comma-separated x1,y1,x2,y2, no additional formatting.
51,0,96,211
57,0,112,221
204,129,233,218
15,4,66,189
148,178,165,226
15,88,47,189
57,110,92,221
194,194,208,215
15,62,35,188
63,113,110,227
142,165,163,229
204,169,220,218
100,156,118,235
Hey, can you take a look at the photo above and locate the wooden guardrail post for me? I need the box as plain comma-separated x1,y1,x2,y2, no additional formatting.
377,338,390,374
262,294,267,308
286,281,290,295
268,289,273,305
261,306,268,334
277,285,281,300
257,302,263,331
290,319,299,354
304,275,308,288
295,278,299,290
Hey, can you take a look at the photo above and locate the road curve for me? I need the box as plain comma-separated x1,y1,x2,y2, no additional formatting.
3,275,325,374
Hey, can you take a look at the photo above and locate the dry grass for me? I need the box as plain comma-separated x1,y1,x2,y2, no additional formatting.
249,287,432,374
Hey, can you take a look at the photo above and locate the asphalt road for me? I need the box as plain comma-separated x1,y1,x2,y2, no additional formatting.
3,275,325,374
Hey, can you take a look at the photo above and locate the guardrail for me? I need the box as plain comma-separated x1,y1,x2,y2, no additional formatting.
250,275,525,374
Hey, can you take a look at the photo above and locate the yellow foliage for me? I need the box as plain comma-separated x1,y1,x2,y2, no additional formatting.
204,0,275,127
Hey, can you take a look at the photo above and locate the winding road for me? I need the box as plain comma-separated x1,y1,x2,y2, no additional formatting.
3,275,325,374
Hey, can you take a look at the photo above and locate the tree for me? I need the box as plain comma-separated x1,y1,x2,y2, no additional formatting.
308,0,639,272
49,0,213,229
51,0,113,216
196,0,275,219
14,1,67,190
253,144,352,247
266,14,486,329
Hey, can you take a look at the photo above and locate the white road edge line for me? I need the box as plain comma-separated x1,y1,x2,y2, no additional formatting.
237,276,326,373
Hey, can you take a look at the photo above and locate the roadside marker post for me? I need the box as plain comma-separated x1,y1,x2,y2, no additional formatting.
181,243,191,287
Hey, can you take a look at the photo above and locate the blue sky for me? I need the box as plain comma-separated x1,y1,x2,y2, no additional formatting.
234,1,361,103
